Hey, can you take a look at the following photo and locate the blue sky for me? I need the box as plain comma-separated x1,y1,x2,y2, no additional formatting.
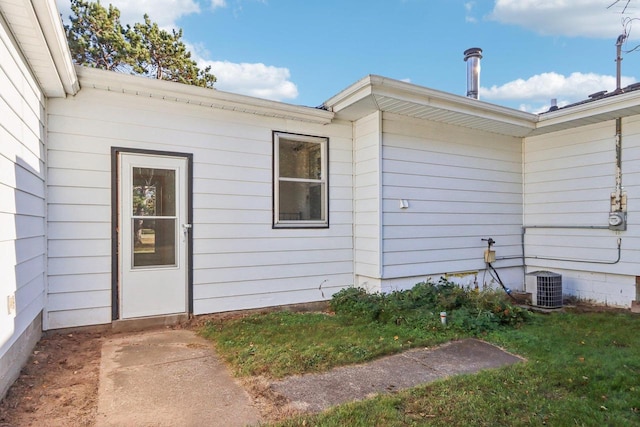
57,0,640,112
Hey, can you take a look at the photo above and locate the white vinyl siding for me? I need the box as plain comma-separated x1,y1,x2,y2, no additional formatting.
353,112,382,280
0,15,46,360
380,113,524,284
46,82,354,328
523,117,640,304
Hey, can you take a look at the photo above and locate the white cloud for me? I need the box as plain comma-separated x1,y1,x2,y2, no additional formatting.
57,0,201,29
210,0,227,10
204,61,298,101
489,0,631,39
107,0,201,29
465,1,477,23
57,0,300,103
480,71,636,112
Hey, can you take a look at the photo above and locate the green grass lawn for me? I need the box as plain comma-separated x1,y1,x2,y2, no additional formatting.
200,310,462,378
200,284,639,426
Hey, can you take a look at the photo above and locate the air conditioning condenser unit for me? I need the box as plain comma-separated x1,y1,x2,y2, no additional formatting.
526,271,563,308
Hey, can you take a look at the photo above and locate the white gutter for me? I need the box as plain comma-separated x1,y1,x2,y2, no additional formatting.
31,0,79,95
77,66,335,124
324,75,537,136
534,89,640,135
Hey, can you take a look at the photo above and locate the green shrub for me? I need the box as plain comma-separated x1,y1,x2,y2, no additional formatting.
330,279,531,334
329,286,384,321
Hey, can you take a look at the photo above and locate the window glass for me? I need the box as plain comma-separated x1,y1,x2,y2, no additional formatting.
274,133,328,228
133,218,176,267
279,181,325,221
132,168,175,216
132,167,177,267
279,139,322,180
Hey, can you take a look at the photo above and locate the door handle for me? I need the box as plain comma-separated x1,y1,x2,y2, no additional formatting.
182,223,192,241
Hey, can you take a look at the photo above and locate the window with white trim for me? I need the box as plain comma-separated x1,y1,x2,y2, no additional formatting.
273,132,328,228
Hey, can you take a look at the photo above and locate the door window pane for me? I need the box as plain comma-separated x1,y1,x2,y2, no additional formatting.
131,167,177,268
133,218,176,267
132,168,175,216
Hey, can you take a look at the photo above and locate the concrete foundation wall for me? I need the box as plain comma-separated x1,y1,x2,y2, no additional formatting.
0,312,41,400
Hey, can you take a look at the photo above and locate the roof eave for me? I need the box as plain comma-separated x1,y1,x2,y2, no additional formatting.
76,66,335,125
1,0,78,98
324,75,537,137
32,0,79,96
533,89,640,136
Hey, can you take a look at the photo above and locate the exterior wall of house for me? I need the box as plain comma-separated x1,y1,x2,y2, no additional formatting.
353,111,382,290
378,112,525,292
523,117,640,306
45,83,354,329
0,16,46,398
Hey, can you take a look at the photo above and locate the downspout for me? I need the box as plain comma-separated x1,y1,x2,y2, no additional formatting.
351,118,357,288
377,111,384,282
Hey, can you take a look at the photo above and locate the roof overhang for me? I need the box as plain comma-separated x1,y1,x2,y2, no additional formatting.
324,75,537,137
0,0,78,97
533,89,640,136
324,75,640,138
77,66,335,125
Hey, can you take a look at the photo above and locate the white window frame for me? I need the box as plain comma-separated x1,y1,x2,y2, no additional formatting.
273,132,329,228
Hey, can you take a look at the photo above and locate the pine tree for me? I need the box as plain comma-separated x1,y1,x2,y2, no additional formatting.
65,0,216,88
66,0,131,71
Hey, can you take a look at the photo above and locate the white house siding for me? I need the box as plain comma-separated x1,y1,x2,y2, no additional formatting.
379,113,524,292
46,83,354,328
524,117,640,306
353,111,382,290
0,16,46,397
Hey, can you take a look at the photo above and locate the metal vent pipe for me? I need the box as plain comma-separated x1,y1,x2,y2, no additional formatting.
464,47,483,99
615,34,626,94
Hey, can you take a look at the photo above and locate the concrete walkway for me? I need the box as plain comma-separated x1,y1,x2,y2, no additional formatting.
95,330,261,427
271,339,524,412
95,330,523,426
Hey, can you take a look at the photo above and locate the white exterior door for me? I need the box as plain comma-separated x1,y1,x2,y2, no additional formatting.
118,153,189,319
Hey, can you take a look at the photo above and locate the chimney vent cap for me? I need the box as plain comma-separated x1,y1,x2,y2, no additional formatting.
463,47,483,61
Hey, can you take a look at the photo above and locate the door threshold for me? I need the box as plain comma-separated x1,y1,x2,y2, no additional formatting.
112,313,189,333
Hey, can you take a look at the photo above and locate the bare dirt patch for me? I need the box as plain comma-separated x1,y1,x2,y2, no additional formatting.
0,320,290,426
0,331,104,427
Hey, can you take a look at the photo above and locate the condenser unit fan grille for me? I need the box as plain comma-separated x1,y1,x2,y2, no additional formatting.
528,271,563,308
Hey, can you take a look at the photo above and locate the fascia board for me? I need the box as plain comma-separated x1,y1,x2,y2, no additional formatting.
77,66,335,124
2,0,65,97
324,74,537,133
323,75,377,112
32,0,79,95
534,90,640,134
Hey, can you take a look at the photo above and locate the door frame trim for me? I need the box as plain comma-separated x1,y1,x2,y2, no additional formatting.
111,147,194,320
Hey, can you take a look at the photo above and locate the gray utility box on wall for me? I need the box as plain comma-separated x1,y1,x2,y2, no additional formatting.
526,271,563,308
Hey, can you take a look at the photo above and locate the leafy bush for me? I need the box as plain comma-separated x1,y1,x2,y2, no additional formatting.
330,279,530,334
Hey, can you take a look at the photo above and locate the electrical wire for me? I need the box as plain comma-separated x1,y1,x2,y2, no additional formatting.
486,261,518,302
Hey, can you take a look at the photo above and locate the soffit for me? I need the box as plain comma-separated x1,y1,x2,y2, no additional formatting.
324,75,640,138
324,75,537,138
0,0,78,97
